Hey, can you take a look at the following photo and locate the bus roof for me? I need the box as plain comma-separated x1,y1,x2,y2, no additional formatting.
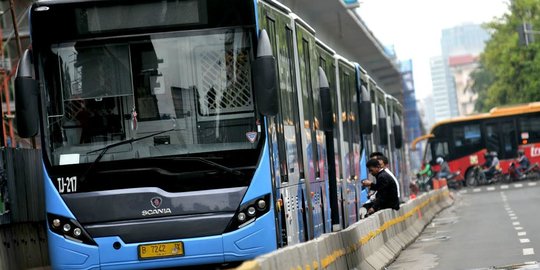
429,102,540,133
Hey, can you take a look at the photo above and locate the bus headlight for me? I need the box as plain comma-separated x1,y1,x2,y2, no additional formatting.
247,207,256,217
47,213,97,245
257,199,266,210
52,219,61,228
225,194,271,232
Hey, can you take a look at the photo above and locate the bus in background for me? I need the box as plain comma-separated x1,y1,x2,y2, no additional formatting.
412,102,540,187
15,0,404,268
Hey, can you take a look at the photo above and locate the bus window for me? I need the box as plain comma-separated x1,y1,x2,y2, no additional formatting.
501,122,517,159
519,116,540,144
452,124,481,157
485,124,500,153
432,141,449,161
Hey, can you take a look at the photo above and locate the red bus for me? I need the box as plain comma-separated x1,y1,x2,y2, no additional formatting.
412,102,540,185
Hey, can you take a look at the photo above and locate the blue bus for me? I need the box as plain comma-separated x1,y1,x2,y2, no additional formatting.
14,0,405,268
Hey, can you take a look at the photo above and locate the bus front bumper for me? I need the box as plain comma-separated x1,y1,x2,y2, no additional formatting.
47,211,276,269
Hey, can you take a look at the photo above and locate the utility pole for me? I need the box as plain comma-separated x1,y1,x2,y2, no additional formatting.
8,0,22,57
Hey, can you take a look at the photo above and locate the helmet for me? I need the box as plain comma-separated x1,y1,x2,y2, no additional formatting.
490,151,498,157
436,157,444,164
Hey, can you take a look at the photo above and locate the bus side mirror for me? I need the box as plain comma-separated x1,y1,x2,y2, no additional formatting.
393,113,403,149
360,85,372,134
252,29,278,116
318,67,333,132
15,49,39,138
378,104,388,146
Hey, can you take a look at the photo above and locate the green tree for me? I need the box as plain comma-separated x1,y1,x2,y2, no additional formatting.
474,0,540,111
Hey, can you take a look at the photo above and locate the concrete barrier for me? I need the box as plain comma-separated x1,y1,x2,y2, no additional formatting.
234,188,454,270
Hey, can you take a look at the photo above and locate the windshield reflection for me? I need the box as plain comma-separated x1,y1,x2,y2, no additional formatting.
44,28,260,165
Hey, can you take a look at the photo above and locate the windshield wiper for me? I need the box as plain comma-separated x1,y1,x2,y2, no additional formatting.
152,156,245,176
80,127,175,182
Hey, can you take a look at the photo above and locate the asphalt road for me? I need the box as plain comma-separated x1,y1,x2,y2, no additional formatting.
389,181,540,270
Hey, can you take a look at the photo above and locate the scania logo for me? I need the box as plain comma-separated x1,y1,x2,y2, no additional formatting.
142,197,172,216
151,197,162,209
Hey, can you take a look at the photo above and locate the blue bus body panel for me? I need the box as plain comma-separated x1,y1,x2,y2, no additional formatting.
46,140,276,269
359,149,368,204
48,231,100,270
43,164,76,219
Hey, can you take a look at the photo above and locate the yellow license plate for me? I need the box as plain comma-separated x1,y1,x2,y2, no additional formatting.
138,241,184,260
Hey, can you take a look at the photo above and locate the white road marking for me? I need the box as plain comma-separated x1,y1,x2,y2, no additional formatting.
514,183,524,188
487,187,495,191
523,248,535,256
528,182,537,186
515,227,524,230
473,188,482,192
513,222,521,226
460,190,468,194
518,232,527,236
520,238,530,243
511,217,518,220
501,185,509,189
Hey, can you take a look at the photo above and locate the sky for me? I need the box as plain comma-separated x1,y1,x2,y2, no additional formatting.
357,0,510,99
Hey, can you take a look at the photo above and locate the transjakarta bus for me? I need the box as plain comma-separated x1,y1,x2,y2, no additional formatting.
15,0,404,268
412,102,540,186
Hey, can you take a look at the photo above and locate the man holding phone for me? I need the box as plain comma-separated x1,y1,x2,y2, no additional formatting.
361,159,400,216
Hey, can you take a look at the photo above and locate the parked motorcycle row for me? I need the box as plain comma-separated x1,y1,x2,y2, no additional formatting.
461,162,540,188
411,162,540,193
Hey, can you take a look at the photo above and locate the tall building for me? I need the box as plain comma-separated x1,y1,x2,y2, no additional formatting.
441,23,491,57
400,60,423,170
430,56,454,122
430,23,490,122
449,55,479,116
418,95,436,132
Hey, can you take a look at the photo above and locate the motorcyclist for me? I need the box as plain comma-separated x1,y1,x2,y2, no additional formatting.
515,149,530,178
483,151,500,181
436,157,451,180
416,161,433,190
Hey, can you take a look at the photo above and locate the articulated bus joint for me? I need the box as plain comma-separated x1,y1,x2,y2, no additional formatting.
224,194,271,232
48,213,97,246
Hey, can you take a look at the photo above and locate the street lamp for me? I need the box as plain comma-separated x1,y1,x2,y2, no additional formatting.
517,23,539,46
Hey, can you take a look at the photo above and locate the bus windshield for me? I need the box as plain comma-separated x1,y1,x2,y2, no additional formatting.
43,28,260,166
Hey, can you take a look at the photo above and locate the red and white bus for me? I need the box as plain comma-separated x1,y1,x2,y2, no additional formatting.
412,102,540,184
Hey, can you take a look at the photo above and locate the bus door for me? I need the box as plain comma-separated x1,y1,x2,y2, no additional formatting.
485,121,518,167
317,46,339,232
295,21,326,239
337,61,359,226
259,4,305,246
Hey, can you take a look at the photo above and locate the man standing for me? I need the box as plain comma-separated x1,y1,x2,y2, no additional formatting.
361,159,400,216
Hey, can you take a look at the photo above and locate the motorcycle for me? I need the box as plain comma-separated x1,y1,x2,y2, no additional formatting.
508,162,540,181
444,170,463,190
415,173,432,192
466,165,505,187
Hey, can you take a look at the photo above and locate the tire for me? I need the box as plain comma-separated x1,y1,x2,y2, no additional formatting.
477,171,487,185
528,171,540,181
502,174,512,184
466,169,478,187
